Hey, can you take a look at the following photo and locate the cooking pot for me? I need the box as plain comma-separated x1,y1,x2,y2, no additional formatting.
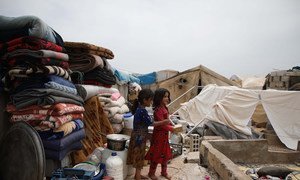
106,134,130,151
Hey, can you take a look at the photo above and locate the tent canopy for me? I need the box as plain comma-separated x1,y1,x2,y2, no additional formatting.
143,65,240,113
178,84,300,150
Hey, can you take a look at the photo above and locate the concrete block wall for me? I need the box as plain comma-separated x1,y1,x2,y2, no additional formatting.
208,139,300,164
200,139,300,180
200,140,251,180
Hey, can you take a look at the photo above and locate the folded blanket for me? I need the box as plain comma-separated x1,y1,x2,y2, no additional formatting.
98,96,111,103
11,88,84,109
0,36,64,56
4,56,69,70
98,96,126,107
84,66,116,85
76,84,119,101
11,113,83,129
69,71,84,84
8,65,71,81
42,128,85,151
11,79,79,95
38,119,84,140
68,53,104,72
0,15,64,46
7,103,85,116
82,80,113,88
45,81,77,95
103,104,129,117
64,41,114,59
38,130,64,140
11,75,75,94
54,119,84,135
2,49,69,61
45,141,83,160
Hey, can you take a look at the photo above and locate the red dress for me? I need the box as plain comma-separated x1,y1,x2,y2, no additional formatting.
145,106,173,163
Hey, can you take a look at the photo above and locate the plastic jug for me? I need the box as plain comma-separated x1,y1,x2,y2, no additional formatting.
86,147,104,165
106,152,123,180
123,113,134,129
102,148,128,178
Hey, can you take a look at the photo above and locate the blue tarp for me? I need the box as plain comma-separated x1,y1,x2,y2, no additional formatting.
113,68,141,84
136,72,157,85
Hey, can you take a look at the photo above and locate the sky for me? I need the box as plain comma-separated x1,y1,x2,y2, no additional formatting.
1,0,300,78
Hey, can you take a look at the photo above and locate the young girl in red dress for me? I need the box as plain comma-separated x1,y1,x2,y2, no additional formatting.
145,88,174,180
127,89,170,180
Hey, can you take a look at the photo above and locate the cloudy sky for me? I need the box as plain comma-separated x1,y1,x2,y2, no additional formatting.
1,0,299,78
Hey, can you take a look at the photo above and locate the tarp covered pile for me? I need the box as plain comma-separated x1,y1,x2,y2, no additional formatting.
178,84,300,150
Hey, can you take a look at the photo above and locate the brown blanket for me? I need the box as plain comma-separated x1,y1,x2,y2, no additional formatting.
71,96,114,164
68,53,104,72
64,41,114,59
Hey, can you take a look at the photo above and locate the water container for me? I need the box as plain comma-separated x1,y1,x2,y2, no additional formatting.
86,147,104,165
102,148,128,178
106,152,123,180
123,112,134,129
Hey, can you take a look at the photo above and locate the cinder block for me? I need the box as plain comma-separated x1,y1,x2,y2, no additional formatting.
190,134,200,152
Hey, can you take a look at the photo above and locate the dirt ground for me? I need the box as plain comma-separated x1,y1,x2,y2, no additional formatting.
125,154,218,180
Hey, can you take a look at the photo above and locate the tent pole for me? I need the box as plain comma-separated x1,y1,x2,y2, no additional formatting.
167,86,195,126
167,86,196,108
167,85,204,126
185,116,207,136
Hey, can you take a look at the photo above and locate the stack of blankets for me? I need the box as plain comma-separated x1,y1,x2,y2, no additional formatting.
0,15,85,161
0,15,131,164
65,41,116,87
64,42,119,163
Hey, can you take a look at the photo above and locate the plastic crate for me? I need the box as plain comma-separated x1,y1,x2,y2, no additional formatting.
51,168,94,180
170,143,183,157
51,163,106,180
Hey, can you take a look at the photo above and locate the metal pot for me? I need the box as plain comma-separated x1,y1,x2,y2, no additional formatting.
106,134,130,151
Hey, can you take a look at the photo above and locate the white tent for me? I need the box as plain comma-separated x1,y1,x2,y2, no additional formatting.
177,84,300,150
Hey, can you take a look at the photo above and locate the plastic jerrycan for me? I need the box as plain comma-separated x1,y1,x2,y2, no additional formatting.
106,152,123,180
